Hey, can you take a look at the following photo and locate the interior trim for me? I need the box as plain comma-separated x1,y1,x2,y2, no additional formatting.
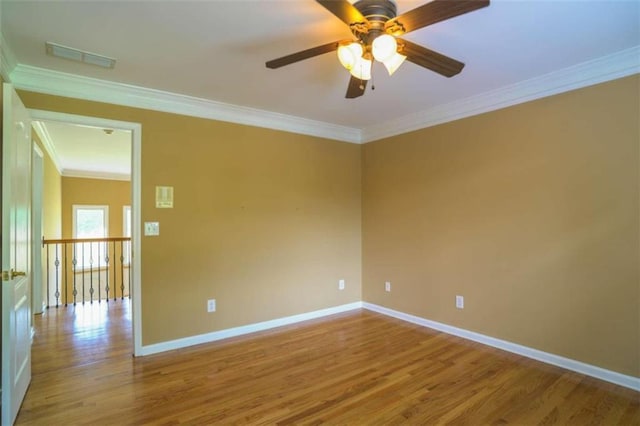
363,302,640,392
31,121,63,174
10,65,362,144
7,46,639,144
137,298,639,392
61,169,131,182
361,46,640,142
139,302,364,356
0,34,17,82
32,121,130,181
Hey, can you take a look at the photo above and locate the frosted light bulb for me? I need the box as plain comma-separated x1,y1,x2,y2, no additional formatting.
337,42,363,71
372,34,397,62
349,56,372,80
383,53,407,75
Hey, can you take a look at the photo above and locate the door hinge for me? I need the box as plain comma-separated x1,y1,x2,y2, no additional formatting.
2,270,9,281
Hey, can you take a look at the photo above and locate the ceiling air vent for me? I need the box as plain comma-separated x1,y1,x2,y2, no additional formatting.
45,42,116,69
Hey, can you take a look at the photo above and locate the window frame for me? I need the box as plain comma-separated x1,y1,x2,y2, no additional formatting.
72,204,109,271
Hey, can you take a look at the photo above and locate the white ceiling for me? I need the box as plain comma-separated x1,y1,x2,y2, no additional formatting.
35,121,131,180
2,0,639,152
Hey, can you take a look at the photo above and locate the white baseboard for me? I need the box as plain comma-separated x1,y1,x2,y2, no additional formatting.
137,299,639,392
362,302,640,392
139,301,363,356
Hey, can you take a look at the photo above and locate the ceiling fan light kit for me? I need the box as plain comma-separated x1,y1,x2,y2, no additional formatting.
337,42,363,70
350,55,373,80
372,34,397,62
266,0,490,98
382,51,407,76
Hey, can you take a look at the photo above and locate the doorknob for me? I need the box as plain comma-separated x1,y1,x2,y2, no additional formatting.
11,269,27,279
2,269,27,281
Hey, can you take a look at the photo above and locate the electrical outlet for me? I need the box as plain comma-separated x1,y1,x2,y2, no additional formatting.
385,281,391,292
338,279,345,290
456,295,464,309
207,299,216,313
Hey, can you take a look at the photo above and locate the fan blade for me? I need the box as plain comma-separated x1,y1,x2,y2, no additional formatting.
316,0,367,26
266,41,343,69
398,39,464,77
346,75,367,98
386,0,489,34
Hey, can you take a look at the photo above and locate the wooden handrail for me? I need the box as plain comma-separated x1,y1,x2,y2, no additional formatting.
43,237,132,246
41,236,132,307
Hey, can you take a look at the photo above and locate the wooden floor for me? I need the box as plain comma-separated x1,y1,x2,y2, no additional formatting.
16,302,640,425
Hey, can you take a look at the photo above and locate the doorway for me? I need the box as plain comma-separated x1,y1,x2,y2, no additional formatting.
29,109,142,356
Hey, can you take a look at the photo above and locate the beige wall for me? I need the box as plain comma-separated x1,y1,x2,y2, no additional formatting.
33,131,62,309
18,90,363,345
61,177,130,238
35,134,62,242
17,75,638,378
362,75,640,377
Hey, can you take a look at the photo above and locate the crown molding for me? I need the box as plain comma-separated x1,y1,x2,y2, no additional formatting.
62,169,131,181
32,121,63,174
33,117,130,181
0,33,17,82
361,46,640,142
8,46,639,145
9,64,362,144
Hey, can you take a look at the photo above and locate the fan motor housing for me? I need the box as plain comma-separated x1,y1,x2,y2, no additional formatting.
352,0,398,43
354,0,397,22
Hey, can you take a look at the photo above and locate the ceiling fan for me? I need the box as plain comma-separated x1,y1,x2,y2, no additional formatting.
266,0,490,98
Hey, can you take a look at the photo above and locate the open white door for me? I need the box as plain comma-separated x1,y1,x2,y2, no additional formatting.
2,84,32,425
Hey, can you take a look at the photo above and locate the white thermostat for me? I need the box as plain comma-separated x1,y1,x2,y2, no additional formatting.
156,186,174,208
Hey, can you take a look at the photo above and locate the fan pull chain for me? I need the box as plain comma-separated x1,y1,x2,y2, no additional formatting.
371,66,375,91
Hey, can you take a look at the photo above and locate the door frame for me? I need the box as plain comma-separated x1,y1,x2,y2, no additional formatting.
29,109,143,356
32,143,44,315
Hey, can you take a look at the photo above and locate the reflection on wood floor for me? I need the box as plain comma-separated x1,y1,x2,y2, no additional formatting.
16,303,640,425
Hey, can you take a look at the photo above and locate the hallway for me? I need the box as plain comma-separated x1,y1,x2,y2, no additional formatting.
16,300,133,424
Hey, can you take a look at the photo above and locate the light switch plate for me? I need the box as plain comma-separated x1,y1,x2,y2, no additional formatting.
144,222,160,236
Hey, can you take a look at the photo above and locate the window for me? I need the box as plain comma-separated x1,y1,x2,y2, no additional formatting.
123,205,131,265
73,205,109,270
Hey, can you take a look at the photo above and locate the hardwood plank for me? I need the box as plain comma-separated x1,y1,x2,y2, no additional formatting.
16,302,640,425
